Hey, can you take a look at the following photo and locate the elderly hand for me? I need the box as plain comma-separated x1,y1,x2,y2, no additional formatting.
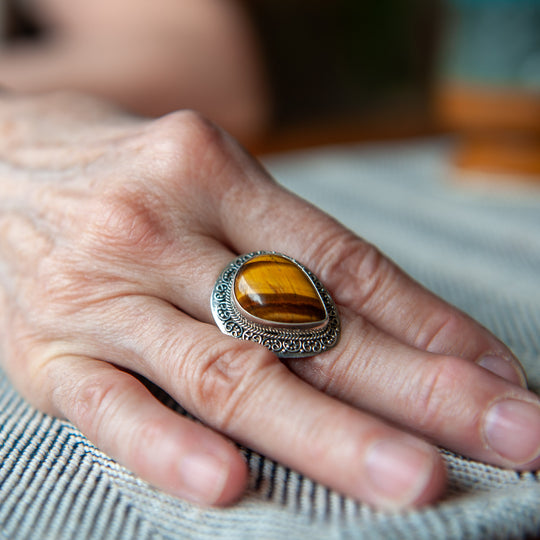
1,92,539,509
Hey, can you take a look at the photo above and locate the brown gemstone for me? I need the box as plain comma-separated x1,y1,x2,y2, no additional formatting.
233,254,327,325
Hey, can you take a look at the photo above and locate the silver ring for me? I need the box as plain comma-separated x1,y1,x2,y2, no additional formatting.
211,251,340,358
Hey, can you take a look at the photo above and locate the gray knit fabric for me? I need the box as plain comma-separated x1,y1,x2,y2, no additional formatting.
1,138,539,539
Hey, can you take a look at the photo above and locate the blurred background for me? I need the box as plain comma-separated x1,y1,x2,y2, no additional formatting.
0,0,539,177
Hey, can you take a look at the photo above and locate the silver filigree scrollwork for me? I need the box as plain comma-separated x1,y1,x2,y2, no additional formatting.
211,251,340,358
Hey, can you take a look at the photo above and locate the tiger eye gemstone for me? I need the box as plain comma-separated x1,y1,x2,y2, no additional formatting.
234,254,327,325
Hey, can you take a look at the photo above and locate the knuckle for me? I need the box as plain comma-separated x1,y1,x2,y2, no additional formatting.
127,417,168,469
1,336,55,413
314,231,394,309
143,110,234,191
158,109,217,135
409,356,470,433
140,110,260,215
146,110,225,166
187,341,278,431
68,371,134,446
88,182,172,259
114,110,233,213
413,312,469,353
301,406,362,462
167,109,222,145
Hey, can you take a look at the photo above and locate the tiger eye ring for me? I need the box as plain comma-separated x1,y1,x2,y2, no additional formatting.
211,251,340,358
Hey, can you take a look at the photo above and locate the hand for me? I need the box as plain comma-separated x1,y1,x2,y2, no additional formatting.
1,92,539,509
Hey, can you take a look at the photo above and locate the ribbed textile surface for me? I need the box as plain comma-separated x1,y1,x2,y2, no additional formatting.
1,139,539,539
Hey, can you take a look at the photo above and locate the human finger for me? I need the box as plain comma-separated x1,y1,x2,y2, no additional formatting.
87,215,539,472
45,355,248,506
65,296,446,509
90,111,520,385
209,166,525,385
43,110,536,473
287,310,540,471
65,113,538,471
119,282,539,473
61,190,540,472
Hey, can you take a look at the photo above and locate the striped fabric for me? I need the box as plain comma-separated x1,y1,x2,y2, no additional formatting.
1,138,539,539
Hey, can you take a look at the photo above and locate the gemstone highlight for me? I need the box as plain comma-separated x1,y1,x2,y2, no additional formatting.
233,254,327,325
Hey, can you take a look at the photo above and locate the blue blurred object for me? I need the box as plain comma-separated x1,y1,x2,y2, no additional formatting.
440,0,540,89
436,0,540,177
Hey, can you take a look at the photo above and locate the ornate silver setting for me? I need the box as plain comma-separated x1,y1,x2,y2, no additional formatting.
211,251,340,358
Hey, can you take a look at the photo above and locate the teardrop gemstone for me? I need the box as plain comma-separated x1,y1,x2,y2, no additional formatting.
233,254,327,325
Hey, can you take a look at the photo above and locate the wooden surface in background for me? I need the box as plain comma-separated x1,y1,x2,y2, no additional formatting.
251,90,540,184
249,105,439,156
436,85,540,178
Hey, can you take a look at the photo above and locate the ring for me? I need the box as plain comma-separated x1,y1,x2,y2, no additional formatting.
211,251,340,358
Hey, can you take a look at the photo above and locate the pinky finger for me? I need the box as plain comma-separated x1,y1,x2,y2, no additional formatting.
46,356,247,506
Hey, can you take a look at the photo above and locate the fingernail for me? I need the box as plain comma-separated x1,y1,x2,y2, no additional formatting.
478,355,527,388
484,399,540,464
365,439,435,507
178,453,228,504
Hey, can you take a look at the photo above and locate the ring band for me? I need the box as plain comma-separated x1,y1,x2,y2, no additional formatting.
211,251,340,358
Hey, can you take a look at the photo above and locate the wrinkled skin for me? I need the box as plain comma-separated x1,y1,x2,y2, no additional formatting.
1,92,539,508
